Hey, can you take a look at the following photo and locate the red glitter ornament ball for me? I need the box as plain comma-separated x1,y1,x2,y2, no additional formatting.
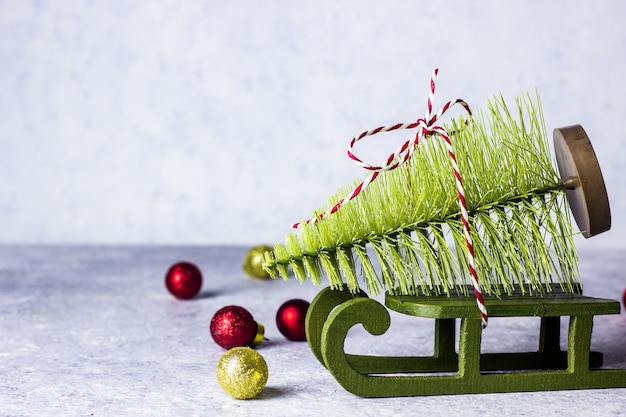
622,287,626,308
164,261,203,299
210,305,265,349
276,299,310,341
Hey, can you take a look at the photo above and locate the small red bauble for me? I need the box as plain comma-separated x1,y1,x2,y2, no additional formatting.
210,305,265,349
622,287,626,308
165,261,203,299
276,299,310,341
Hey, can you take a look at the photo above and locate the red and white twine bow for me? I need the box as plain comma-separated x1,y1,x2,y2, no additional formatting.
293,69,488,328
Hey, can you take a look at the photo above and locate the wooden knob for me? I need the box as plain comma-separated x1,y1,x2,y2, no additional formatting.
553,124,611,238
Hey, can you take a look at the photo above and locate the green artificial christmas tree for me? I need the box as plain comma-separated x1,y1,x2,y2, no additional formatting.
263,92,578,299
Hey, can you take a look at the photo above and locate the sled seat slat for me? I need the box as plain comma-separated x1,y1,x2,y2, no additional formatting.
385,293,620,319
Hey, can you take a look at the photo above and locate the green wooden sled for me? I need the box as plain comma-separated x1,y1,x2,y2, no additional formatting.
304,125,625,397
306,286,624,397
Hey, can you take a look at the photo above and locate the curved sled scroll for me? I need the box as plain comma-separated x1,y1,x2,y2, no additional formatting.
319,297,392,396
319,296,477,397
305,287,367,366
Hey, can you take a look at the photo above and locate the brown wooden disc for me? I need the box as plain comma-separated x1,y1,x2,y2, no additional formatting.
553,124,611,238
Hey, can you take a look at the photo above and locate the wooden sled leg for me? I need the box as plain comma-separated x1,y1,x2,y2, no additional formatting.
480,316,603,371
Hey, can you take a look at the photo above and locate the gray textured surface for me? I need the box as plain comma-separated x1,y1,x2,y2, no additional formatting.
1,246,625,416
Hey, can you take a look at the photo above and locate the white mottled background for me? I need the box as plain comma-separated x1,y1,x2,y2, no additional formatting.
1,1,625,248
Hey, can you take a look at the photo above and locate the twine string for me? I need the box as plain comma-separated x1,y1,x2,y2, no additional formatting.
293,69,488,328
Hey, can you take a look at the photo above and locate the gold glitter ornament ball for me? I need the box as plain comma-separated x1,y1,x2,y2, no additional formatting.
242,245,273,279
216,347,269,399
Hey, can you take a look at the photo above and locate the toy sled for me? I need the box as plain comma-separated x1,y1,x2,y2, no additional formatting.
306,285,623,397
263,76,625,397
302,125,624,397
